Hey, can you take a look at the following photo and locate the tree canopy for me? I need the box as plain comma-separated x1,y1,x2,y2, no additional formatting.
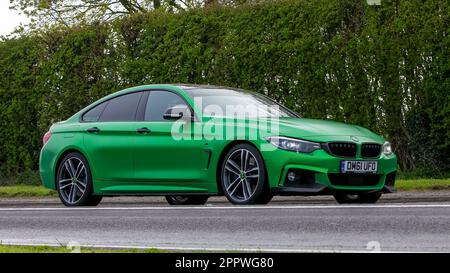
1,0,449,181
9,0,254,28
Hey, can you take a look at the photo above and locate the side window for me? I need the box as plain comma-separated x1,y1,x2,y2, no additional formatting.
144,91,190,121
82,102,107,122
99,92,143,122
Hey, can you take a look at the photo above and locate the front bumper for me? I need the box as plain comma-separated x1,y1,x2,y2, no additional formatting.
261,147,397,195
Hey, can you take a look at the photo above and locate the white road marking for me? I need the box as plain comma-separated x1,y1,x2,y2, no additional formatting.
0,241,414,253
0,203,450,211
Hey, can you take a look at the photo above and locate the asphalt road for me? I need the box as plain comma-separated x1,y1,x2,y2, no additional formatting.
3,190,450,207
1,201,450,252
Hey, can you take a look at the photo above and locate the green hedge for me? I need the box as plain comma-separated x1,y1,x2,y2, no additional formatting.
0,0,449,181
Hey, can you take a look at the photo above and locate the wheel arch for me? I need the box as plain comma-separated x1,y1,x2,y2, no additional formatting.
54,148,91,189
215,140,269,194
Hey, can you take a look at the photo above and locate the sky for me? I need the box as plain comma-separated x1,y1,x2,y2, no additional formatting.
0,1,29,36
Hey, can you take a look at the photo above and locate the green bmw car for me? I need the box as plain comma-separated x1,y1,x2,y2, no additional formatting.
39,84,397,206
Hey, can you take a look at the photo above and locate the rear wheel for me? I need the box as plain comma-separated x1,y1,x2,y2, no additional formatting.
333,191,382,204
56,152,102,207
220,144,272,205
165,195,209,205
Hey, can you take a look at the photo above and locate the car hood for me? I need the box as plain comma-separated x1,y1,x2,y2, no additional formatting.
272,117,384,143
205,116,385,143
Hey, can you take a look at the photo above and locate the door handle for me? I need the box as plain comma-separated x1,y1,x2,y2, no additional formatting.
136,127,151,134
87,127,100,133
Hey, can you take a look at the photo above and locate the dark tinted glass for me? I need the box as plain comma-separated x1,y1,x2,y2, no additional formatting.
82,102,107,122
145,91,188,121
99,92,142,122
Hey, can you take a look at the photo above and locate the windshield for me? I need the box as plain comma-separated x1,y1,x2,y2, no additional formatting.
183,87,298,118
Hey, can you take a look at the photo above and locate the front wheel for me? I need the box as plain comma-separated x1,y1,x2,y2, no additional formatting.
333,191,382,204
165,195,209,205
56,152,102,207
220,144,271,205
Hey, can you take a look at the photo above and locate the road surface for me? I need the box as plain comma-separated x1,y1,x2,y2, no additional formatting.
0,200,449,252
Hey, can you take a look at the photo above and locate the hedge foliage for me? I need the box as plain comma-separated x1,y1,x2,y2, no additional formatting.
0,0,449,180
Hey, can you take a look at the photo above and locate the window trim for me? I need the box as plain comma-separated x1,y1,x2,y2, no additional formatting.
80,89,198,123
135,91,150,121
80,91,145,123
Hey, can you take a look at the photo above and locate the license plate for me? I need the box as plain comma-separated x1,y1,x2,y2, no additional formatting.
341,161,377,173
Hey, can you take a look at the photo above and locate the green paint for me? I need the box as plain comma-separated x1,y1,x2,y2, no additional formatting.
40,85,397,197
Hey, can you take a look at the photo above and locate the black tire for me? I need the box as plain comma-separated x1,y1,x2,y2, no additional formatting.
333,191,382,204
220,143,271,205
56,152,102,207
254,191,274,205
165,195,209,205
83,195,103,206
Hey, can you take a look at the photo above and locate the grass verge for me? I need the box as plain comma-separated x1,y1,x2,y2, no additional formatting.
0,185,57,197
0,244,166,253
395,179,450,191
0,179,449,198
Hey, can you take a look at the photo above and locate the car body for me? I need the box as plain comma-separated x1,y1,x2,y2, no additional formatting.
39,84,397,206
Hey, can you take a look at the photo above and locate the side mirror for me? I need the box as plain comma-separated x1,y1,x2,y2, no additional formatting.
163,105,191,121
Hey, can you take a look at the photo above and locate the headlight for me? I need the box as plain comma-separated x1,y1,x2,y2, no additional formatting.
383,141,393,155
265,136,321,153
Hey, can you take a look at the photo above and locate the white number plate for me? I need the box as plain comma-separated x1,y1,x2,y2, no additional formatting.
341,161,378,173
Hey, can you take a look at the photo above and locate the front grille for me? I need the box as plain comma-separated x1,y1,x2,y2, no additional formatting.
328,173,380,186
361,143,382,158
326,142,357,157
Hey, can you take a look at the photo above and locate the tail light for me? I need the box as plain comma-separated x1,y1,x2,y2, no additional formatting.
43,131,52,145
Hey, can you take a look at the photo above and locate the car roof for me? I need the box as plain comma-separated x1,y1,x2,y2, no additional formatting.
72,84,250,121
116,84,249,96
175,84,246,92
175,84,230,89
69,84,188,122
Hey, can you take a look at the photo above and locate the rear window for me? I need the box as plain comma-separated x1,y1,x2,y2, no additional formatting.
82,92,143,122
82,102,107,122
99,92,142,122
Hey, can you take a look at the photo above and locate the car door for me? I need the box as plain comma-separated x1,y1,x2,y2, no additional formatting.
133,90,208,190
81,91,143,185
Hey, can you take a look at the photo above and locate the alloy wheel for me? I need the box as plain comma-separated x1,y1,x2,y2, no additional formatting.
223,149,260,203
58,157,88,205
